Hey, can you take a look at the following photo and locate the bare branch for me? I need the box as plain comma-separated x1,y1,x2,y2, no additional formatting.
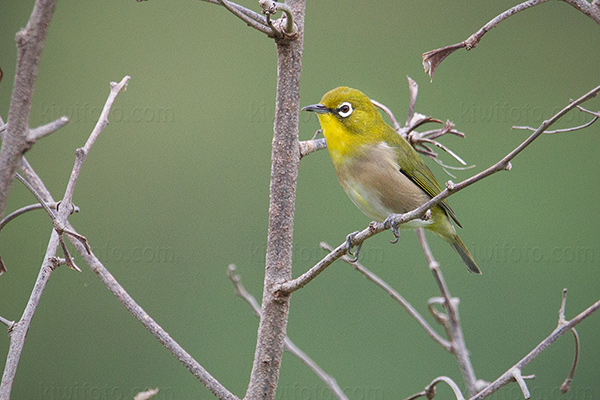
0,0,59,217
0,251,58,399
510,368,530,399
16,158,240,400
25,116,69,144
371,99,401,131
562,0,600,23
417,229,480,396
423,1,599,79
470,292,600,400
406,376,465,400
0,202,76,233
513,114,598,134
299,137,327,158
227,265,349,400
245,2,305,399
259,0,298,38
577,104,600,118
558,289,580,394
0,315,14,329
201,0,273,35
422,0,549,80
560,328,580,394
320,242,451,352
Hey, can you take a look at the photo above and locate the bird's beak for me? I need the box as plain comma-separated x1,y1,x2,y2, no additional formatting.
301,103,330,114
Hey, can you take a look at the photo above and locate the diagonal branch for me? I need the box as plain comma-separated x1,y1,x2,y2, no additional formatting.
469,291,600,400
0,76,131,398
201,0,273,36
15,122,239,400
320,242,451,352
423,0,599,80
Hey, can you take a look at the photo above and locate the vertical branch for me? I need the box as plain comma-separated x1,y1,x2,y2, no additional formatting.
0,0,58,217
245,1,305,399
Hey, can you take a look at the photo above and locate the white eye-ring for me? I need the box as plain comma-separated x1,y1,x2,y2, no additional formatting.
337,102,353,118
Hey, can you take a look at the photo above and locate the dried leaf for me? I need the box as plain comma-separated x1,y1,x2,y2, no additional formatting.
422,42,466,81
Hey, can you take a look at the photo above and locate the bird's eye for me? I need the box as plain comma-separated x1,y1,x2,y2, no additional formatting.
337,102,353,118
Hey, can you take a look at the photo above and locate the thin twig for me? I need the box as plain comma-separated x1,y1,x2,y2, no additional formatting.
0,202,76,232
26,116,69,143
422,0,550,79
299,137,327,159
405,376,466,400
320,242,451,352
202,0,272,35
513,115,598,134
417,229,480,396
558,289,580,394
371,99,401,131
576,105,600,118
0,316,14,329
227,265,349,400
259,0,298,37
470,292,600,400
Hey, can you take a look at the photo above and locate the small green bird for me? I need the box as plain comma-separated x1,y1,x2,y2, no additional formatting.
303,87,480,274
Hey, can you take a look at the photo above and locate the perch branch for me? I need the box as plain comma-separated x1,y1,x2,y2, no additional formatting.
320,242,451,352
227,265,348,400
280,85,600,295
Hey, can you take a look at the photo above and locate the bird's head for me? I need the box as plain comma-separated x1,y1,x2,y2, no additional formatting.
302,87,386,161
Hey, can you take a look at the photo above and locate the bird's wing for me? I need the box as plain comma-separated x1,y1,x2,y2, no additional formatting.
391,135,463,228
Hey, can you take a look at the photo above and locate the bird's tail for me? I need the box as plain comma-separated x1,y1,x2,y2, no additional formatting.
450,234,481,274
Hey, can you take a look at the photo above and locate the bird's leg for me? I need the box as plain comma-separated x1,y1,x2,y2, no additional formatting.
345,231,362,262
384,215,401,244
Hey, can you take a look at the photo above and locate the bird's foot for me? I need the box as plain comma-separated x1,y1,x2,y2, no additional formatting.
345,231,362,262
384,215,401,244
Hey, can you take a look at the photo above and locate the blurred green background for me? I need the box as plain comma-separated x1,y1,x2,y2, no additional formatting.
1,1,599,399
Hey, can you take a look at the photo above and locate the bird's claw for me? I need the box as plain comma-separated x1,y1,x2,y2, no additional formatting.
345,231,362,262
384,215,401,244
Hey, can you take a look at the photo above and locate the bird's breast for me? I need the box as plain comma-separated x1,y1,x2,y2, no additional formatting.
334,142,432,224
